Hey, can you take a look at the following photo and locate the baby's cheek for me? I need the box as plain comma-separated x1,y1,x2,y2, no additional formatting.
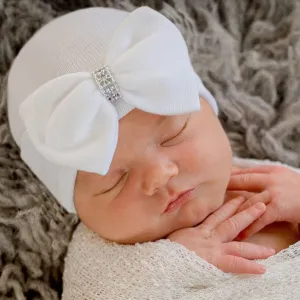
107,196,159,240
176,199,211,228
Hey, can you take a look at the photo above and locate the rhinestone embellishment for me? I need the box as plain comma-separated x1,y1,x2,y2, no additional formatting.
92,66,121,102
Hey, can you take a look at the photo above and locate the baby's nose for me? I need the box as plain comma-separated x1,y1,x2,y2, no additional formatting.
141,161,178,196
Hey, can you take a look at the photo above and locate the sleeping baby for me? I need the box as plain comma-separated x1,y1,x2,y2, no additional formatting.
7,6,300,300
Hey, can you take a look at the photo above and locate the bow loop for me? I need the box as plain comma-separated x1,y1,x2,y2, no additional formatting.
20,73,118,174
105,7,200,115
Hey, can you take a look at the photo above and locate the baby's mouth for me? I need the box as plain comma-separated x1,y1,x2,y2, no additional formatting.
163,188,195,214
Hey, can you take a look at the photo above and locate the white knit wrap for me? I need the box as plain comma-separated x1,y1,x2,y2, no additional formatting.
62,158,300,300
7,6,218,213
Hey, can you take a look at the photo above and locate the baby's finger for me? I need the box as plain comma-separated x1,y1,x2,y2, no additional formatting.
223,241,275,260
224,191,254,203
236,190,271,213
240,206,278,238
215,203,266,242
200,197,245,230
213,255,266,274
227,173,269,192
231,165,279,175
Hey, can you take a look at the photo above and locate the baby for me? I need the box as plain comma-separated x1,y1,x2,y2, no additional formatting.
7,6,300,300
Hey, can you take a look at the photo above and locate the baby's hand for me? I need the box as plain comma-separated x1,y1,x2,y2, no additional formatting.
167,196,274,274
228,165,300,239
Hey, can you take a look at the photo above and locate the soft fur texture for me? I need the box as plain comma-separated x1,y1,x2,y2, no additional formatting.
0,0,300,299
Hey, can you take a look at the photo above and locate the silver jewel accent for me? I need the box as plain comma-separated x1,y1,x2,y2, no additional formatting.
92,66,121,102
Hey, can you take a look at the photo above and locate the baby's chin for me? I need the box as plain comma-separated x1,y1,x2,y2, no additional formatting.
169,194,223,230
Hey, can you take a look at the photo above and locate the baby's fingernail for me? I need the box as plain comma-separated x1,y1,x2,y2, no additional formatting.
259,265,266,273
267,248,275,255
254,203,266,210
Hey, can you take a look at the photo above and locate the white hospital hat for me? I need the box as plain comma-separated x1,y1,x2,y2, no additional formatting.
7,6,218,213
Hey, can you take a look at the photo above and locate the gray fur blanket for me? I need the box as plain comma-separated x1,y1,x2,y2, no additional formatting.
0,0,300,299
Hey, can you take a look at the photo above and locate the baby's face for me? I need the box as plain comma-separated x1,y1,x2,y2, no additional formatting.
74,98,232,244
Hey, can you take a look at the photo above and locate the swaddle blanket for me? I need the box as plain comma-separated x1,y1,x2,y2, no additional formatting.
62,158,300,299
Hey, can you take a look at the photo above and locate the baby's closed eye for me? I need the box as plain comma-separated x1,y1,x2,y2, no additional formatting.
94,172,128,196
161,117,189,147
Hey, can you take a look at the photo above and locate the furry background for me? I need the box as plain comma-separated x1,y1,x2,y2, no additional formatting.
0,0,300,299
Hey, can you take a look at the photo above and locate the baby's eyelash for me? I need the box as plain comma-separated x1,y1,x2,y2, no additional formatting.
103,172,127,194
162,118,188,145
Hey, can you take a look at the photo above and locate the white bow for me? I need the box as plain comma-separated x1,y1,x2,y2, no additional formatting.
19,7,201,175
